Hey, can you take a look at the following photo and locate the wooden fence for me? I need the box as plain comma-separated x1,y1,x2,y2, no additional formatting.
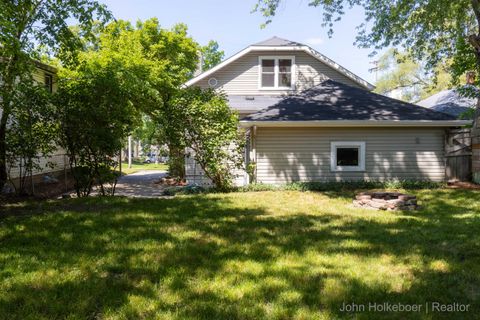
445,128,472,182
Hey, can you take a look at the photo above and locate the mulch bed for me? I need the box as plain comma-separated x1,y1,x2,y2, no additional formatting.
154,176,187,186
447,181,480,190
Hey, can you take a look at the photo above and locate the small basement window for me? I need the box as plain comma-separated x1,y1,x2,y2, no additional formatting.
259,56,295,89
331,141,366,172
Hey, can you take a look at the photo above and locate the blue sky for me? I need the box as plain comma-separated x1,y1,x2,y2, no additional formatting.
100,0,382,84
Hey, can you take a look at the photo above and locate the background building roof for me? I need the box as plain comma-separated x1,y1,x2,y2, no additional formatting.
416,89,475,118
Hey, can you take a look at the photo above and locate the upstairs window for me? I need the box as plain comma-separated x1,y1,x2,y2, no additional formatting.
44,73,53,93
259,56,294,89
278,59,292,87
261,59,275,87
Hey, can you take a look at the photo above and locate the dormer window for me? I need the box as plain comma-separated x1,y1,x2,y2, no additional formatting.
259,56,295,89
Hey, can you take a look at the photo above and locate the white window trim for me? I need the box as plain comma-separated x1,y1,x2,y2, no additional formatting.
258,56,296,90
330,141,366,172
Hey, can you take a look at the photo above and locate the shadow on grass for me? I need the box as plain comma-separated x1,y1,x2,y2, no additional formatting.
0,190,479,319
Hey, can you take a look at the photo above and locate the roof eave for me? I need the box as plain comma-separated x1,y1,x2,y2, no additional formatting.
239,120,471,128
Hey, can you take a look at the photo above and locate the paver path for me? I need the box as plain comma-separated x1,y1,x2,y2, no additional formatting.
115,170,168,198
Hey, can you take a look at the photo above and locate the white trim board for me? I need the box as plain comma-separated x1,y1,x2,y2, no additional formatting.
330,141,366,172
239,120,472,128
258,55,296,90
184,44,375,90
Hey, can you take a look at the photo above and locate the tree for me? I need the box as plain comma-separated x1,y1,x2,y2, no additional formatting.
201,40,225,71
92,19,199,178
374,49,452,102
5,82,57,194
253,0,477,92
55,57,140,197
173,88,244,190
0,0,111,190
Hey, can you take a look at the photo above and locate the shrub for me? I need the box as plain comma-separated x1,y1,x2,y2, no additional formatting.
163,184,207,196
237,180,445,193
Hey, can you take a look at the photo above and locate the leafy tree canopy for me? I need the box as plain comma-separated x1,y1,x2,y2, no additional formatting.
173,87,244,190
374,49,452,102
55,55,141,197
201,40,225,71
71,18,203,178
0,0,112,190
253,0,477,84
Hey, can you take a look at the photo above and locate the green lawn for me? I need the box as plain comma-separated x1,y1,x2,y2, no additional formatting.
1,190,479,319
120,161,169,174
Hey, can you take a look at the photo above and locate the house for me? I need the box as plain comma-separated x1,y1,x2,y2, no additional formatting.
417,89,475,118
5,61,68,192
185,37,470,185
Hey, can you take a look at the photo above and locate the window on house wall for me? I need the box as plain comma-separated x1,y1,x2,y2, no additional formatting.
278,59,292,87
44,73,53,93
261,59,275,87
330,141,366,171
259,57,294,89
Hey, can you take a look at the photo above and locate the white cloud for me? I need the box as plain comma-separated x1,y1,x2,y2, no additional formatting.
304,37,324,46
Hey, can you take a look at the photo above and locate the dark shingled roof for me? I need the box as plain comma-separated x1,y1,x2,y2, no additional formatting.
253,36,304,47
242,80,456,122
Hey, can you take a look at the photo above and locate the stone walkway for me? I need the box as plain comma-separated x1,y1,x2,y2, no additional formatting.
115,170,168,198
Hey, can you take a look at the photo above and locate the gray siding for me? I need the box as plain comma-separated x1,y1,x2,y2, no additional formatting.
196,51,363,95
255,127,446,184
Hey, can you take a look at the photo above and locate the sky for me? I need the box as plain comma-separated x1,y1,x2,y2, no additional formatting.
100,0,382,84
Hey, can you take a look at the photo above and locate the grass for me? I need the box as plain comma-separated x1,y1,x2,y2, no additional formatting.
0,189,479,319
120,160,168,175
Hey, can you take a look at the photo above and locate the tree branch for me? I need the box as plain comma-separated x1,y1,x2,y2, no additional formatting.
472,0,480,34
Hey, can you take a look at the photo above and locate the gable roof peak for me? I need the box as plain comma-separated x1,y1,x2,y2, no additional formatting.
253,36,304,47
184,38,375,90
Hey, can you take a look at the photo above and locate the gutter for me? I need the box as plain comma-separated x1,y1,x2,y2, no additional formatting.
239,120,472,128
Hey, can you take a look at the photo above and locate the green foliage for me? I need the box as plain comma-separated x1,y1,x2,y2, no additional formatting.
65,18,202,179
374,49,452,102
55,57,140,197
173,87,245,191
5,82,57,194
163,184,206,196
239,180,446,192
0,0,111,190
94,19,200,178
246,161,257,183
201,40,225,70
253,0,477,83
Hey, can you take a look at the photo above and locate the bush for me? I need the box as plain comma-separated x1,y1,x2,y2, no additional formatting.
163,184,207,196
237,180,446,193
162,180,445,196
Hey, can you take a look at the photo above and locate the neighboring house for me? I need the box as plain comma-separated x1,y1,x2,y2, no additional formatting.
185,37,470,185
6,61,68,188
417,89,476,118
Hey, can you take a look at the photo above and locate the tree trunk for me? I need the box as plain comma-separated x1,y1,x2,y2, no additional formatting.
0,122,8,191
467,31,480,182
167,144,185,179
